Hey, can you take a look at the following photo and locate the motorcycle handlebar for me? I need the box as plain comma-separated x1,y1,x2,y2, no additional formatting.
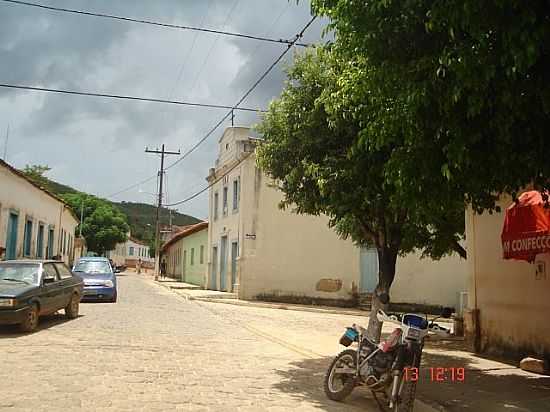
377,309,453,338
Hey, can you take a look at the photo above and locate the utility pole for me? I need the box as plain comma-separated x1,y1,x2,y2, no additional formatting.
145,144,180,281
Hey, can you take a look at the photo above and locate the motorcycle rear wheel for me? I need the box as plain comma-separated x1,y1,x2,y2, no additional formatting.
324,349,357,401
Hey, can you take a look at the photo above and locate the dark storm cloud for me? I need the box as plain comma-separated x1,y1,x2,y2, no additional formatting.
0,0,324,218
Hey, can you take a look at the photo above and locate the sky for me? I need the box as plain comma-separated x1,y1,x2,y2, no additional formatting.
0,0,327,220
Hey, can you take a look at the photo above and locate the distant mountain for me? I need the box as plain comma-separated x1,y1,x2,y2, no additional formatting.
20,170,201,243
114,201,201,242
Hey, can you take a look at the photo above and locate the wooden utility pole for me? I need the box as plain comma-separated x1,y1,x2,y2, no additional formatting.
145,144,180,281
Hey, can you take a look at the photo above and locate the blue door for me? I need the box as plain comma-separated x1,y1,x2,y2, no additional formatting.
210,246,218,290
37,224,45,258
360,248,378,293
47,228,54,259
6,213,18,260
220,236,227,291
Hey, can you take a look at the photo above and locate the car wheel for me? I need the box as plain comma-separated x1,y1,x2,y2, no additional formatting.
110,293,117,303
65,293,80,319
20,303,39,333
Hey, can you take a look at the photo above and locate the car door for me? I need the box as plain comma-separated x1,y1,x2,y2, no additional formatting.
40,263,62,314
54,262,77,309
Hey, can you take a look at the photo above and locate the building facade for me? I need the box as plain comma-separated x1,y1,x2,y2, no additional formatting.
107,235,154,269
206,127,361,303
465,195,550,358
161,222,208,287
206,127,468,309
0,159,79,265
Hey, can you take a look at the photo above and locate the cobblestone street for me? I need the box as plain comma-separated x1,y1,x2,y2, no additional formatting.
0,273,385,412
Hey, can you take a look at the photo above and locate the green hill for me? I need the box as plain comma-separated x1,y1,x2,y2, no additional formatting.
20,166,201,243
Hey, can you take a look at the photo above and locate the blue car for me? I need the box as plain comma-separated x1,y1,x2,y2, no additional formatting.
72,257,117,303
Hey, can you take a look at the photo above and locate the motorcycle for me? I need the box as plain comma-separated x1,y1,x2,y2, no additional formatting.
324,293,453,411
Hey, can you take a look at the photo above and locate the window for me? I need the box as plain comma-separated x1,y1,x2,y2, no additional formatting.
129,246,134,256
191,248,195,265
54,263,73,279
200,245,204,264
23,218,33,257
37,224,45,258
214,192,219,220
63,230,67,255
223,186,228,215
42,263,59,283
232,178,240,211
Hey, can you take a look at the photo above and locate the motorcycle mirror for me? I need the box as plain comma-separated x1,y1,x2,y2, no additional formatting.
441,307,453,318
378,293,390,305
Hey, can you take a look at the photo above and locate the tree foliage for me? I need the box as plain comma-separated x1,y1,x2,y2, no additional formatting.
22,164,52,189
62,193,129,255
257,47,465,339
311,0,550,210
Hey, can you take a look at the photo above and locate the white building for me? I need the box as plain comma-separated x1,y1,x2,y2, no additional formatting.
107,235,154,269
206,127,467,309
0,159,79,265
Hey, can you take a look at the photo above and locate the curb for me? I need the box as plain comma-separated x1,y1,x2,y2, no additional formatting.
177,292,370,317
151,277,370,317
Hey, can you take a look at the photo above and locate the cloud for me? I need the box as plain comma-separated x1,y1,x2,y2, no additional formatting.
0,0,324,219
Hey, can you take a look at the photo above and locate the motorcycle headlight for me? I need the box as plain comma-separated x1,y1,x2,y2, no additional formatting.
0,298,16,307
103,280,114,288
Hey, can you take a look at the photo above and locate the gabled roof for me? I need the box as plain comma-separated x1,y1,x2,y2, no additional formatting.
161,221,208,253
128,236,149,246
0,159,79,223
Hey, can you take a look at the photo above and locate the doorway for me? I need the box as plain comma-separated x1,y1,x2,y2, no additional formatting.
6,212,18,260
220,236,228,291
231,241,238,292
360,248,378,293
210,246,218,290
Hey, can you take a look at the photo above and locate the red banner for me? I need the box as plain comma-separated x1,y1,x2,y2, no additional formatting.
501,191,550,261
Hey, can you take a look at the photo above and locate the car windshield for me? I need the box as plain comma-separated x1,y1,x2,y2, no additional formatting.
73,261,111,274
0,263,40,285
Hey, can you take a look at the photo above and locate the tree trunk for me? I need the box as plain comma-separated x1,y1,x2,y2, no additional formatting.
366,246,398,343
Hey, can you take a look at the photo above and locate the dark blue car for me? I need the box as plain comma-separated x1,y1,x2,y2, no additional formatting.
73,257,117,303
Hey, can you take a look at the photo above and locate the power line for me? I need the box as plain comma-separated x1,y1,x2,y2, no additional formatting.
0,83,263,112
106,175,158,200
165,153,252,207
165,16,317,171
186,0,241,99
0,0,310,47
106,16,317,200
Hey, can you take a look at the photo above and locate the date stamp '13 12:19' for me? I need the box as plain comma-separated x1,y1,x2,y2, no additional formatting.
404,367,465,382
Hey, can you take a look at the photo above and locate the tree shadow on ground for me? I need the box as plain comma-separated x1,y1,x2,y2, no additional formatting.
416,347,550,411
272,340,550,412
272,356,389,411
0,312,76,339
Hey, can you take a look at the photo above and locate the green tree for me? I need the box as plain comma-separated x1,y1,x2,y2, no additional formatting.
63,193,129,255
22,164,52,189
311,0,550,211
257,48,466,340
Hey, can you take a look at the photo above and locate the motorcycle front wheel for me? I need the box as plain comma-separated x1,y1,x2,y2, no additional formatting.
324,349,357,401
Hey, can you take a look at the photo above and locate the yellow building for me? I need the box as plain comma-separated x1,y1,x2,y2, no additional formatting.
0,159,79,265
206,127,467,308
465,194,550,358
